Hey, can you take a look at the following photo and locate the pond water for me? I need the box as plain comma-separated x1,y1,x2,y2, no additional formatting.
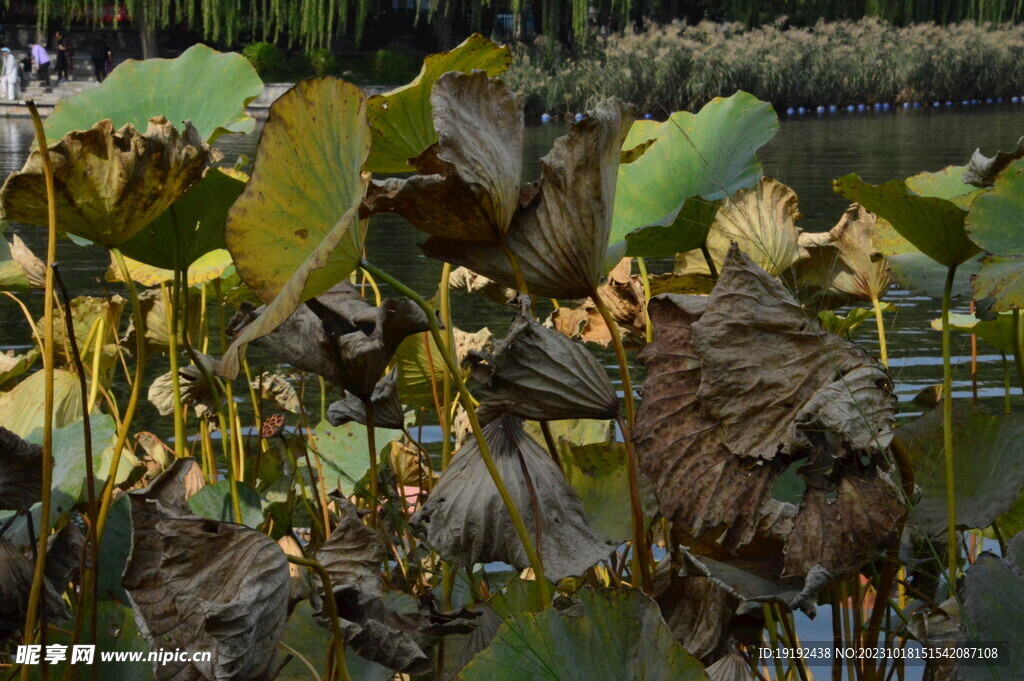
1,104,1023,435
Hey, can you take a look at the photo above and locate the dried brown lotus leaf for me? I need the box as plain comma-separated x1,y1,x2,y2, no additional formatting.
122,458,289,681
706,653,759,681
388,439,436,491
1,538,70,638
315,495,384,608
466,297,619,422
126,287,201,353
147,353,220,420
365,71,523,242
964,135,1024,187
692,244,895,461
635,294,796,559
422,98,636,298
449,266,516,305
548,258,646,349
327,369,406,429
8,234,44,289
0,426,45,511
251,372,300,413
44,521,85,588
653,559,737,663
277,534,312,609
0,117,210,247
411,413,610,582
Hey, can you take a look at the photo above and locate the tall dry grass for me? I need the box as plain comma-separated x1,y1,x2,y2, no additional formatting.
504,19,1024,114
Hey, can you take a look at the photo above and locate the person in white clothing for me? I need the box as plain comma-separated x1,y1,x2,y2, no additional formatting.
0,47,19,100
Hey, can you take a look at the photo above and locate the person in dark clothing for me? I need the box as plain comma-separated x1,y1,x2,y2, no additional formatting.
55,31,72,82
90,35,111,82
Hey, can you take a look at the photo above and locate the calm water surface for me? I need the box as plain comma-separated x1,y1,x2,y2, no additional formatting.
1,105,1023,432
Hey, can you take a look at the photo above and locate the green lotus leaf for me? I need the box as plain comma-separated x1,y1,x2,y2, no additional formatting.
221,77,371,379
931,311,1016,353
886,251,981,299
188,480,264,528
0,118,211,248
276,601,391,681
960,533,1024,681
962,159,1024,313
819,303,893,339
0,232,43,291
896,405,1024,537
312,419,404,496
0,369,82,437
621,196,719,261
43,43,263,144
0,347,38,389
833,173,981,268
118,168,246,271
459,588,706,681
365,33,511,174
904,165,973,201
610,92,778,258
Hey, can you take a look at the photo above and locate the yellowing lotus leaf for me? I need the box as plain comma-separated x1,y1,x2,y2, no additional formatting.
0,117,210,248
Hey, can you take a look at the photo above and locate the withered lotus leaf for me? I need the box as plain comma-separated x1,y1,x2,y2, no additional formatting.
548,257,647,349
449,266,516,305
422,97,636,298
0,117,209,248
964,135,1024,187
635,247,904,578
122,459,289,681
147,353,220,420
365,71,523,242
692,245,896,461
327,369,406,429
411,413,610,582
1,538,71,639
251,372,301,414
315,495,385,609
44,521,86,588
465,297,619,422
0,426,45,511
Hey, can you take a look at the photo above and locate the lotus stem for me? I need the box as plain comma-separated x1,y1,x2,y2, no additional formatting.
1014,310,1024,398
699,243,719,279
20,101,58,671
96,249,150,542
777,604,811,681
439,262,455,470
242,357,269,456
636,256,653,343
940,264,958,586
365,400,379,513
1003,352,1012,415
319,376,328,424
500,243,531,296
539,420,563,473
359,260,552,603
286,554,351,681
762,602,786,681
591,288,636,425
162,281,187,458
969,300,978,404
872,295,888,367
87,314,106,412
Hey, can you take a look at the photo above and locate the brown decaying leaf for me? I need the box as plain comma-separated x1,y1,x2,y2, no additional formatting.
388,439,436,492
465,297,619,422
635,246,904,578
126,287,201,353
277,535,312,611
421,97,636,298
251,372,301,413
1,538,70,639
548,257,647,349
7,234,44,289
147,352,220,420
122,458,289,681
0,425,45,511
0,117,210,247
653,559,738,663
964,135,1024,187
411,413,610,582
44,521,85,588
365,71,524,242
327,369,406,429
448,266,516,305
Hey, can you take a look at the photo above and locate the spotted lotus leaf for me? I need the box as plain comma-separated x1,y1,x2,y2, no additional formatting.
122,459,289,681
412,413,610,582
366,71,523,242
465,297,619,422
0,117,210,248
422,97,636,298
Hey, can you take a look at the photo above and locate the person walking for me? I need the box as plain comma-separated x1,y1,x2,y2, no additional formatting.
0,47,19,100
90,34,111,83
29,41,50,88
55,30,72,82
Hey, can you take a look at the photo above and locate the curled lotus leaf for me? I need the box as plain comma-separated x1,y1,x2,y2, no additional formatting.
45,521,86,588
692,245,896,461
635,248,904,577
251,372,301,413
449,266,515,305
327,370,406,430
706,653,758,681
699,177,809,278
125,288,201,354
43,43,262,145
964,135,1024,187
652,561,737,663
459,588,706,681
411,413,610,583
0,233,44,291
315,495,384,610
122,458,289,681
422,97,636,298
221,77,371,380
1,538,70,639
365,71,523,242
277,535,312,610
0,117,210,248
0,369,83,437
548,257,647,349
0,347,38,388
147,353,220,420
794,204,890,305
465,297,619,422
0,426,45,512
366,33,511,174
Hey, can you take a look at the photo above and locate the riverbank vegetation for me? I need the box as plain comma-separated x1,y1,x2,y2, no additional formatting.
0,35,1022,681
506,18,1024,114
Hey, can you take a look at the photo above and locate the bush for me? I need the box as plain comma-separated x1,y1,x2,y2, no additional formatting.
373,48,418,84
242,42,285,78
306,48,337,77
503,19,1024,114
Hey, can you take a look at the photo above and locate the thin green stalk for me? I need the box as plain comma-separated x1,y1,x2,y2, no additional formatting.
319,375,328,424
636,256,653,343
439,262,454,470
941,264,958,584
1013,309,1024,397
287,555,351,681
162,280,187,457
21,101,57,674
762,603,786,681
872,295,888,367
777,604,811,681
1002,352,1011,415
699,243,719,279
366,400,379,511
360,260,551,603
